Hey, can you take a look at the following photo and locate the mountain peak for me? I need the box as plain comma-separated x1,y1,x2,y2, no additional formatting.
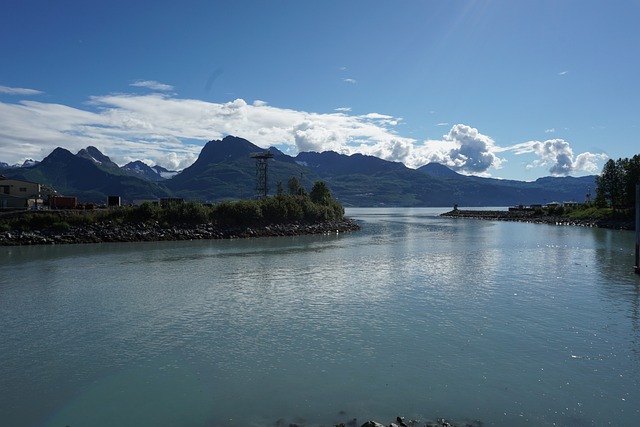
76,146,120,169
189,135,261,169
47,147,76,160
417,162,461,178
121,160,174,182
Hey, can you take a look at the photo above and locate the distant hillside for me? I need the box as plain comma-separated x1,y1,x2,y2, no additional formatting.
417,162,463,178
121,160,177,182
2,147,171,203
0,137,597,207
165,135,322,202
0,159,39,169
295,151,595,206
295,151,445,206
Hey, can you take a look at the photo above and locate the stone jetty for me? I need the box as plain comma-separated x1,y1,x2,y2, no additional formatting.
441,209,634,230
0,219,361,246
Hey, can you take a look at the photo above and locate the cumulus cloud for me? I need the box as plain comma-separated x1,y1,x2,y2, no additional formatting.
434,124,504,174
0,85,43,95
370,138,415,164
509,138,607,176
343,78,357,84
130,80,174,91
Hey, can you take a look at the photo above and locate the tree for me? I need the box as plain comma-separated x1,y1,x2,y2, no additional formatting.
595,155,640,210
287,176,306,196
595,159,624,209
310,181,332,205
622,154,640,209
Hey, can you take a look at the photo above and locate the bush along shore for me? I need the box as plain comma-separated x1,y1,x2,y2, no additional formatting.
0,185,362,246
441,208,635,230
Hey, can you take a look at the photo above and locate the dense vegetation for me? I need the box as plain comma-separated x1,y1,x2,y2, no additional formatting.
0,180,345,233
531,155,638,222
595,155,640,211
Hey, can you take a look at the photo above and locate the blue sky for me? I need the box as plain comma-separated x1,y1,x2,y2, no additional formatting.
1,0,638,180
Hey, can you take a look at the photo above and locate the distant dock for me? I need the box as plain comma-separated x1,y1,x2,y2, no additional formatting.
441,208,634,230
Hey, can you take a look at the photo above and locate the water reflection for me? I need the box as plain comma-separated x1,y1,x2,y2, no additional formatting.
2,208,640,426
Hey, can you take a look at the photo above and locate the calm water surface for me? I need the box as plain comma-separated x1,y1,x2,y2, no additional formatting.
1,207,639,426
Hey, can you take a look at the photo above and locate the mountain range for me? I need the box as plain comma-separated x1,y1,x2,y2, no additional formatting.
1,136,596,207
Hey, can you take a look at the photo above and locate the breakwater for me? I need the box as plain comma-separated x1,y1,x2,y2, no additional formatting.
0,219,361,246
441,209,634,230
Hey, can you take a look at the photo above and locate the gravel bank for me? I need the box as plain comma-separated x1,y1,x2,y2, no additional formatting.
440,209,634,230
0,219,361,246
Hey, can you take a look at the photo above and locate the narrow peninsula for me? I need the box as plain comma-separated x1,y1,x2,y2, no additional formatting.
0,181,361,246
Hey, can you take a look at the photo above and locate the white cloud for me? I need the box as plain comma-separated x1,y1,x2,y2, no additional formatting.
0,91,414,170
432,124,504,174
343,78,357,84
0,85,43,95
508,138,607,176
558,70,569,76
545,128,555,133
0,88,605,178
130,80,174,91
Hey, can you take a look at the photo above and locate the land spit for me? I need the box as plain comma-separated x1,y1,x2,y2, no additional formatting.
0,219,361,246
441,209,634,230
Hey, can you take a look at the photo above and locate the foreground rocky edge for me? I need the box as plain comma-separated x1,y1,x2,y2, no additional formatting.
339,417,479,427
257,415,480,427
0,219,361,246
270,416,480,427
441,209,634,230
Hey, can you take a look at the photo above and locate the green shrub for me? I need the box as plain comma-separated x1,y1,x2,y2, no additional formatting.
181,201,210,224
130,202,160,222
232,200,263,224
50,221,71,232
260,196,289,223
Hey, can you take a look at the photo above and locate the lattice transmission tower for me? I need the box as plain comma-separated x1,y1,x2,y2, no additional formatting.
250,150,274,199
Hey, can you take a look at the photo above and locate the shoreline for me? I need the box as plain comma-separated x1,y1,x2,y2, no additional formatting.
440,209,634,230
0,218,361,246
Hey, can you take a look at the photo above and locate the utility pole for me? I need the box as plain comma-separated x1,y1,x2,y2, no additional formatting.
635,183,639,274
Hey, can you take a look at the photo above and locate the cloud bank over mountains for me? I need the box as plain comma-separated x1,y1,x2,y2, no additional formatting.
0,84,606,177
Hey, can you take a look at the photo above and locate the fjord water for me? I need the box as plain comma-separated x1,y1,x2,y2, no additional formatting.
1,208,639,427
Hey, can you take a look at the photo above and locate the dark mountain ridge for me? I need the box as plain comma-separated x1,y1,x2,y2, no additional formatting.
2,147,171,203
0,136,597,206
165,136,322,201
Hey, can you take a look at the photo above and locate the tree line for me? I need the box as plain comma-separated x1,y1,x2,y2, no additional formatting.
595,155,640,210
1,179,345,232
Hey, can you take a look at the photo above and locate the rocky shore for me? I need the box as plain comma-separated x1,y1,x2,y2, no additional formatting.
266,414,480,427
335,417,478,427
441,209,635,230
0,219,361,246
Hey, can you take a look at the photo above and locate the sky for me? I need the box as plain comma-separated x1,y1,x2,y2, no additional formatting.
1,0,638,181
